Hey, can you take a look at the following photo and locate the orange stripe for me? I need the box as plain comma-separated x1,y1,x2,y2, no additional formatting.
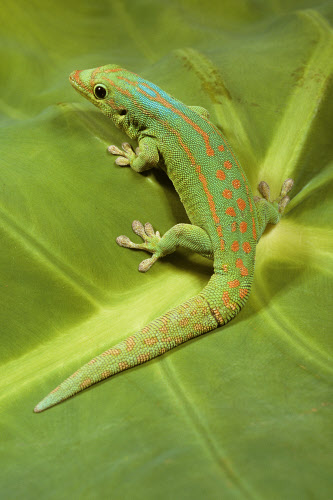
102,77,132,97
104,68,123,74
123,79,216,157
99,79,226,252
104,72,256,248
161,125,225,249
203,117,257,242
72,70,90,93
90,66,101,87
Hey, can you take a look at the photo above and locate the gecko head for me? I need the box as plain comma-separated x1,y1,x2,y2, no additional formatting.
69,64,138,129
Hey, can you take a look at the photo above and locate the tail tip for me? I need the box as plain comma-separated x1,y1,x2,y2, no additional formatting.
34,403,44,413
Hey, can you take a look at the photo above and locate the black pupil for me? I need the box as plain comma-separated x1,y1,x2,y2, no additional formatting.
94,86,106,99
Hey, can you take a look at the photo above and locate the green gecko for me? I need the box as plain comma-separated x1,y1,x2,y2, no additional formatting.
34,64,293,412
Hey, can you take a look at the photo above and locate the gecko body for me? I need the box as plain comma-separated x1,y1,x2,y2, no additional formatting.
34,65,293,412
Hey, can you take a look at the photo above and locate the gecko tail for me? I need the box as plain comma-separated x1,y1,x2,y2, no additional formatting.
34,273,250,413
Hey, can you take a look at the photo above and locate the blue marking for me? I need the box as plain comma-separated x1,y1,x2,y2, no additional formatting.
138,84,156,97
137,77,179,105
131,80,176,117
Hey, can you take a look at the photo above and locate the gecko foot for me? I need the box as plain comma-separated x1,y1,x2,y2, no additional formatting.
255,178,294,214
116,220,162,272
108,142,140,166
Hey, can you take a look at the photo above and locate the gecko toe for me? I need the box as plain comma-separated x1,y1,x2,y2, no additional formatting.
258,181,270,201
108,145,123,155
144,222,155,237
280,178,294,197
115,157,130,166
278,195,291,213
116,235,138,248
138,255,158,273
132,220,147,239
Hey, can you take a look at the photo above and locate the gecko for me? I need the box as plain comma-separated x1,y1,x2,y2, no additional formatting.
34,64,293,412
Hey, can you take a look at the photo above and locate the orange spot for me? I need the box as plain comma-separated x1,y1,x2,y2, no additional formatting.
222,291,230,307
242,242,251,253
218,145,225,152
80,379,92,389
220,239,225,251
224,160,232,169
126,336,136,351
237,198,246,211
226,207,236,217
194,323,204,332
222,189,233,199
103,348,121,356
144,337,158,346
231,241,239,252
222,291,236,310
212,308,224,324
228,279,240,288
137,353,150,363
222,264,228,273
179,318,189,327
217,225,223,237
236,258,244,268
239,289,248,299
232,179,241,189
88,358,98,365
231,221,237,232
235,257,248,275
216,169,226,181
239,221,247,233
101,370,111,379
119,361,129,371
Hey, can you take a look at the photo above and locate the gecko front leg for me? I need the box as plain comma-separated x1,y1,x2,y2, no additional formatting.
117,221,213,272
108,136,159,172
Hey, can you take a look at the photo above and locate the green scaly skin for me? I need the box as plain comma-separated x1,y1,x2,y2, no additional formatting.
34,65,293,412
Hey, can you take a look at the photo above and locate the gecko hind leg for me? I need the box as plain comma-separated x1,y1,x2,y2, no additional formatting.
254,178,294,238
117,221,213,273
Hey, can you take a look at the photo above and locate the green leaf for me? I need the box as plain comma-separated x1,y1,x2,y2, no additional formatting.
1,1,332,498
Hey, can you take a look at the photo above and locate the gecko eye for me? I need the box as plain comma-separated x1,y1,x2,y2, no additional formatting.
93,84,107,99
